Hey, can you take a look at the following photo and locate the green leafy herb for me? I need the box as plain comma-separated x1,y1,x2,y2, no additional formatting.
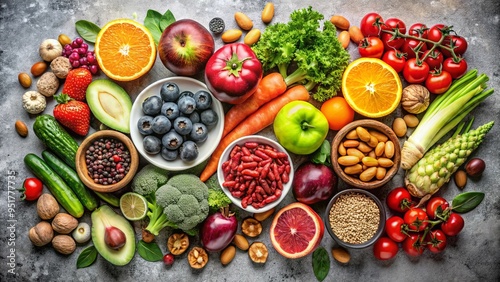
137,240,163,262
75,20,101,43
76,246,98,269
312,247,330,281
452,191,485,213
144,9,176,45
160,10,175,31
311,140,331,166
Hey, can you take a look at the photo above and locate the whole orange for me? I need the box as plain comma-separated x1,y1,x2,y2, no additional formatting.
320,96,355,131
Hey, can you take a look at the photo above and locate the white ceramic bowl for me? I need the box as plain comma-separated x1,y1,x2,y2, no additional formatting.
130,77,224,171
217,135,294,213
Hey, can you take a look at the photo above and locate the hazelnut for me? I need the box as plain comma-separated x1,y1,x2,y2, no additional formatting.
52,235,76,255
36,72,59,97
241,217,263,237
29,221,54,247
248,242,268,263
187,247,209,269
37,194,60,220
50,56,72,79
167,233,190,255
51,213,78,234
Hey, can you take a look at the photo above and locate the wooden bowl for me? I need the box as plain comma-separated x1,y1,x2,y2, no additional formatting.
331,119,401,189
76,130,139,192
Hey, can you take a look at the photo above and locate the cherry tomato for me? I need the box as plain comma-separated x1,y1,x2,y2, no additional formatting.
380,33,405,51
20,177,43,201
442,57,468,79
441,35,469,57
401,38,428,59
402,233,426,257
385,216,408,242
408,23,428,39
386,187,413,213
425,69,453,94
441,213,465,236
426,229,447,254
360,12,384,37
426,196,450,220
358,37,384,58
382,50,406,73
422,49,444,71
320,96,355,131
404,207,429,232
426,24,448,48
380,18,406,51
381,18,407,34
403,58,430,84
373,237,399,260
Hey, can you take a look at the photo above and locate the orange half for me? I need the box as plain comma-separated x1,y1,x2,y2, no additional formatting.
95,19,156,81
342,58,402,118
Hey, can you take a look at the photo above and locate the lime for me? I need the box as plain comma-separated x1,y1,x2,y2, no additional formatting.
119,192,148,221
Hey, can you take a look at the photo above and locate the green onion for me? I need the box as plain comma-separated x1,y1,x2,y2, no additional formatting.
400,70,494,170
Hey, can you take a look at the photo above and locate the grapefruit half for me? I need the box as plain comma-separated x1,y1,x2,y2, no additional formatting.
269,202,324,259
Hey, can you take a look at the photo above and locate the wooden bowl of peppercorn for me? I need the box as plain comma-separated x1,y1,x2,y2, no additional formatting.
76,130,139,193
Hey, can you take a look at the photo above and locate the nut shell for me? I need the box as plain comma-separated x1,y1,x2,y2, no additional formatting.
248,242,268,263
50,56,72,79
187,247,209,269
241,217,262,237
29,221,54,247
52,235,76,255
36,72,59,97
37,194,60,220
51,213,78,234
167,233,190,255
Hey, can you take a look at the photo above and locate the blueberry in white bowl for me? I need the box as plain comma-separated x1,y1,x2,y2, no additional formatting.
189,111,200,123
152,115,171,135
137,116,154,135
160,82,180,102
161,102,180,120
161,147,178,161
143,135,161,154
173,116,193,135
142,95,163,115
194,90,212,110
190,123,208,143
200,109,219,128
162,130,184,150
178,95,196,115
179,140,198,162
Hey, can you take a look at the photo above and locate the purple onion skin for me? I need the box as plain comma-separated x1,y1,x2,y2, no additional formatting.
201,211,238,252
292,162,337,205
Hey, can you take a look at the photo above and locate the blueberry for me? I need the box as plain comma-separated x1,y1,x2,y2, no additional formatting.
142,96,163,115
143,135,161,154
137,116,154,135
152,115,172,135
173,116,193,135
161,102,180,120
179,90,194,99
162,130,184,150
189,111,200,124
190,123,208,143
161,147,178,161
160,82,180,102
177,95,197,115
194,90,212,110
200,109,219,128
179,140,198,162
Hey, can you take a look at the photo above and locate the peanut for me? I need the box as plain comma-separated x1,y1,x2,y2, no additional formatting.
345,129,358,139
362,157,379,167
31,61,47,77
330,15,350,30
356,126,371,142
384,141,395,158
221,29,243,43
232,234,249,251
344,164,363,175
348,26,364,44
367,135,379,148
235,12,253,31
261,2,274,24
220,245,236,265
338,30,350,49
338,156,360,166
369,130,388,142
346,148,365,160
378,158,394,168
343,140,360,148
375,142,385,157
244,29,261,46
18,72,32,88
338,142,347,156
403,114,419,128
359,167,377,182
393,118,407,137
357,142,372,153
376,167,387,180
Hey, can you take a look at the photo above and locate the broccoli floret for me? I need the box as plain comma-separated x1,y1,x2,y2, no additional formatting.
131,164,169,199
205,174,232,213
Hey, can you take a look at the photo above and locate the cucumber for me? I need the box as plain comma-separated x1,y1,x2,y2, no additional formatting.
33,114,79,169
42,150,98,211
94,191,120,207
24,153,84,218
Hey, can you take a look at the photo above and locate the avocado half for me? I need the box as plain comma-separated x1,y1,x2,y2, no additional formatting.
91,205,136,266
86,79,132,133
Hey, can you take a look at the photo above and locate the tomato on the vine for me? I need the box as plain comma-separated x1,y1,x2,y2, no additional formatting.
360,12,384,37
426,196,450,220
380,33,405,51
441,213,465,236
20,177,43,201
425,69,453,94
422,49,444,71
402,233,426,257
408,23,429,39
426,229,447,254
380,17,406,51
358,36,384,58
403,58,430,84
320,96,355,131
382,49,406,73
404,207,429,231
373,237,399,260
441,35,468,57
401,38,428,59
382,18,407,34
386,187,413,213
385,216,408,243
427,24,448,47
442,57,468,79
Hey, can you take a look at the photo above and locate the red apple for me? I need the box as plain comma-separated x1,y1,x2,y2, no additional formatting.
292,162,337,204
158,19,215,76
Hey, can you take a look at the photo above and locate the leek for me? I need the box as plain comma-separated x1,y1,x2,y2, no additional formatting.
400,70,494,170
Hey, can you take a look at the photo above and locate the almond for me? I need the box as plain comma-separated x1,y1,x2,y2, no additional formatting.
234,12,253,31
15,120,28,137
221,29,243,43
261,3,275,24
232,234,249,251
18,72,32,88
31,61,47,77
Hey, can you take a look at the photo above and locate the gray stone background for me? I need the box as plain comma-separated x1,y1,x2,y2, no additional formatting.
0,0,499,281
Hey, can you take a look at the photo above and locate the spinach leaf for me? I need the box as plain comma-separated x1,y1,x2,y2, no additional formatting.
76,246,98,269
160,10,176,31
452,191,485,213
312,247,330,281
137,240,163,262
311,140,331,166
75,20,101,43
144,9,163,45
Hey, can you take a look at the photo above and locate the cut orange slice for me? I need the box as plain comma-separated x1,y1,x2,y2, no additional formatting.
342,58,402,118
95,19,156,81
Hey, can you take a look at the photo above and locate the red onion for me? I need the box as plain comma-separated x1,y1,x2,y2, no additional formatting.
201,207,237,252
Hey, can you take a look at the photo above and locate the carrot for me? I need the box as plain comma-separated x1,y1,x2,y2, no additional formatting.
222,72,287,138
200,85,310,182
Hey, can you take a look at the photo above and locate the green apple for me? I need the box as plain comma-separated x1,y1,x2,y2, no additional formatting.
273,101,329,155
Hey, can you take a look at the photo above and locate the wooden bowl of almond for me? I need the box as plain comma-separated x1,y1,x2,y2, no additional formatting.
331,119,401,189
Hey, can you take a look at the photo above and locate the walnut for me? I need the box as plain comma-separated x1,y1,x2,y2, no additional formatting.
167,233,190,255
51,213,78,234
50,56,72,79
36,72,59,97
187,247,209,269
37,194,60,220
248,242,268,264
52,235,76,255
241,217,263,237
29,221,54,247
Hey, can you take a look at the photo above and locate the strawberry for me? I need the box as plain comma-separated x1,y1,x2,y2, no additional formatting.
62,68,92,101
53,94,90,136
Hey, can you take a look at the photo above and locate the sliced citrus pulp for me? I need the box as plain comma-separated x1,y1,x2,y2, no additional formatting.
341,57,402,118
95,18,156,81
119,192,148,221
269,202,324,259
